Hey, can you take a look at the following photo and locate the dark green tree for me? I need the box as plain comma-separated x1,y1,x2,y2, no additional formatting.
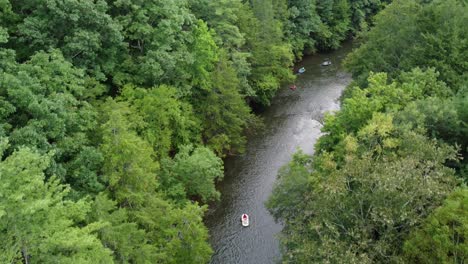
285,0,321,57
189,0,254,96
88,193,157,263
240,0,295,105
345,0,468,89
0,50,104,195
160,145,224,203
109,0,198,93
192,52,254,155
8,0,123,80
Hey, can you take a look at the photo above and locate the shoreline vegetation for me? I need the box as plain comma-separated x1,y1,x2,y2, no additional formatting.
267,0,467,263
2,0,460,263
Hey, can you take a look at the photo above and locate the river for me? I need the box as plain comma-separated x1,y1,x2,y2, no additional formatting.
205,43,353,264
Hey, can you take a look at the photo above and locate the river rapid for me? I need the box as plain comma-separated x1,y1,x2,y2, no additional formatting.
205,42,353,264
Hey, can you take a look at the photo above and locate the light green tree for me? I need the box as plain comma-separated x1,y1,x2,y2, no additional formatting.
120,84,200,160
404,188,468,264
0,140,113,263
99,98,158,206
88,193,157,263
267,114,460,263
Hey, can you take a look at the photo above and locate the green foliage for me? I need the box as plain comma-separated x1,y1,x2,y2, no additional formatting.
242,0,295,105
266,151,312,222
269,1,468,262
0,143,113,263
315,0,352,50
109,0,197,92
190,20,219,90
189,0,254,96
161,145,224,203
285,0,321,56
0,27,7,43
193,53,253,155
317,68,450,155
9,0,123,80
268,114,460,263
99,98,158,206
97,98,214,263
0,50,104,195
285,0,387,56
348,0,390,33
88,193,157,263
396,94,468,169
132,196,213,264
403,188,468,263
345,0,468,89
120,85,200,160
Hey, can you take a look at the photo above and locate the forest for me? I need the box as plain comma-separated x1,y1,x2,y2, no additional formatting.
1,0,465,263
0,0,392,262
267,0,468,263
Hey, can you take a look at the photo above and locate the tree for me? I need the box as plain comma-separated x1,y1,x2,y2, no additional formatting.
98,99,214,263
240,0,295,105
133,196,213,264
99,98,158,206
109,0,197,92
192,52,254,155
315,0,351,50
266,150,311,223
403,188,468,264
120,85,200,160
0,50,104,196
348,0,390,33
0,140,112,263
344,0,468,89
317,69,451,156
189,0,254,95
189,20,219,90
9,0,123,80
88,193,157,263
284,0,321,57
161,145,224,203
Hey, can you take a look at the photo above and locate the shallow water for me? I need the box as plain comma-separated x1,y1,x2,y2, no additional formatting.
205,43,353,264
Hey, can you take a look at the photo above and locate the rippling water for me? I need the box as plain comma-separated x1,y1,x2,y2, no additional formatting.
205,43,353,264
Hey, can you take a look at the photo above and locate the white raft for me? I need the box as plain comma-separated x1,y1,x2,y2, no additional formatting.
241,214,249,227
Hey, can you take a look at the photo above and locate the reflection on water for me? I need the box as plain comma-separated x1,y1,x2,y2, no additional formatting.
205,43,353,264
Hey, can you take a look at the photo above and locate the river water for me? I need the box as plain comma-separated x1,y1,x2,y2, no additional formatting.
205,43,353,264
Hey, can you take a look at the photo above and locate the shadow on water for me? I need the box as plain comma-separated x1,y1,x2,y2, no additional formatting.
205,42,353,264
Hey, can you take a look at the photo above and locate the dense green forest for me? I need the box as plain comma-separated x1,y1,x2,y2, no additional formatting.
267,0,468,263
0,0,392,263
